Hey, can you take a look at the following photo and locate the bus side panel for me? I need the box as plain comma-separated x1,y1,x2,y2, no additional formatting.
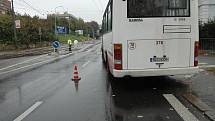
103,32,114,72
190,0,199,67
112,0,128,70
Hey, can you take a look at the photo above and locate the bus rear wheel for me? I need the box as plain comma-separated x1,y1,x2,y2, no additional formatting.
106,54,110,72
102,50,106,64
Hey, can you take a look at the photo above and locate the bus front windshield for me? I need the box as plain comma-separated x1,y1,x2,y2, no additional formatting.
128,0,190,18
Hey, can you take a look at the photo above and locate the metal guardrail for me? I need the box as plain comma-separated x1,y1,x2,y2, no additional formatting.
199,38,215,56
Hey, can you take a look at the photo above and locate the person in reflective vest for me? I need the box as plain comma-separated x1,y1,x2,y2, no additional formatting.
68,39,72,52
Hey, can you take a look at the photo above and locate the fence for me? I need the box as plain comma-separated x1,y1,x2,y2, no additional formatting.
199,38,215,56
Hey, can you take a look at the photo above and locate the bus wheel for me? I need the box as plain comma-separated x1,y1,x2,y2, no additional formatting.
106,59,115,79
102,50,105,64
106,54,110,73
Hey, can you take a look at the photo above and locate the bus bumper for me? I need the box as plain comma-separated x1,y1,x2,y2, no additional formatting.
113,67,199,78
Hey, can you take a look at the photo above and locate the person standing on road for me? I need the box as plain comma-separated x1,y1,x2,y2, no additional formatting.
74,40,79,49
68,39,72,52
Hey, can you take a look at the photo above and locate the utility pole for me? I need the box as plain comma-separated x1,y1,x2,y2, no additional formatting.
11,0,18,49
55,13,57,37
39,27,42,46
91,27,95,39
68,16,70,35
54,6,65,38
87,28,89,41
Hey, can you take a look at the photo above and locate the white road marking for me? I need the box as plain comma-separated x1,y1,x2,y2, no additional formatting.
0,57,57,75
86,49,92,52
200,65,215,68
199,63,208,65
14,101,43,121
184,75,192,78
137,115,144,118
0,51,75,75
0,55,47,71
0,44,96,75
82,61,90,68
163,94,199,121
199,69,205,72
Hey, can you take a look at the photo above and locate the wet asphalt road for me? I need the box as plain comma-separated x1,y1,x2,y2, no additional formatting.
0,42,212,121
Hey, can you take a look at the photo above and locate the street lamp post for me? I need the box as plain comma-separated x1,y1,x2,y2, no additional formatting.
11,0,18,49
54,6,65,38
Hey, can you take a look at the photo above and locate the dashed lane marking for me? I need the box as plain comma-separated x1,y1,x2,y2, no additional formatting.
82,61,90,68
14,101,43,121
163,94,199,121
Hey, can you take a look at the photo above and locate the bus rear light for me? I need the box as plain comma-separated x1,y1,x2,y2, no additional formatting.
114,44,122,70
114,64,122,70
194,41,199,67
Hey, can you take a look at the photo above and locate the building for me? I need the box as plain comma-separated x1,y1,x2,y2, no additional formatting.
0,0,11,15
199,0,215,23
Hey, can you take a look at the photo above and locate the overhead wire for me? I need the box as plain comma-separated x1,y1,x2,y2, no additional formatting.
14,1,28,8
14,0,107,23
18,0,46,16
91,0,103,13
96,0,105,12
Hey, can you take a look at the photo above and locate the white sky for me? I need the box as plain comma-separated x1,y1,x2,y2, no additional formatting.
13,0,109,24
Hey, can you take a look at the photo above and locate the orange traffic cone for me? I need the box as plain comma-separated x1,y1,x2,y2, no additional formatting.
72,64,81,81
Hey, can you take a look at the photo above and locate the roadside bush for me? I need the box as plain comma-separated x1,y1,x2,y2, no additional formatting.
0,13,99,50
0,14,13,45
200,19,215,38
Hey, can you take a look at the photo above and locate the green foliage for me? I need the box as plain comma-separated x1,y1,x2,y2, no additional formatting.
0,14,13,44
86,21,99,38
206,67,215,73
57,34,89,44
200,19,215,38
47,14,100,37
0,13,99,50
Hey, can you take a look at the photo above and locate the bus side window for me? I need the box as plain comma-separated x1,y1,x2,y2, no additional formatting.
102,0,112,34
108,3,112,31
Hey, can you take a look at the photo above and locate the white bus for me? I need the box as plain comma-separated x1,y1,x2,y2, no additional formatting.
101,0,199,78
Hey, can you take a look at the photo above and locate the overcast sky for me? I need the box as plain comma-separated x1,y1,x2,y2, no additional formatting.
14,0,109,24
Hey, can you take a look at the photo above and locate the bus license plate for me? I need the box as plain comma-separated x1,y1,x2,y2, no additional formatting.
150,57,169,62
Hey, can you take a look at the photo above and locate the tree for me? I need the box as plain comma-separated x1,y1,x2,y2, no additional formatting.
0,14,13,45
0,12,95,50
86,21,99,37
200,19,215,38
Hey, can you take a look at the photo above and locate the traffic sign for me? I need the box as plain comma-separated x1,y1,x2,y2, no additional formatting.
52,41,60,49
56,26,67,34
15,20,21,29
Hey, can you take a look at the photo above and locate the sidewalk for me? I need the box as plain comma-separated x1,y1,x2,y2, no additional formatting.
191,70,215,110
0,43,78,59
199,55,215,66
189,55,215,120
0,46,53,59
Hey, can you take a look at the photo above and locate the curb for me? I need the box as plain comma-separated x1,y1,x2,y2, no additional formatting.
183,94,215,121
199,65,215,69
0,48,53,59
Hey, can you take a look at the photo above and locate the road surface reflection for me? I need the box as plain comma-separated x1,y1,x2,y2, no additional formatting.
105,75,189,121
